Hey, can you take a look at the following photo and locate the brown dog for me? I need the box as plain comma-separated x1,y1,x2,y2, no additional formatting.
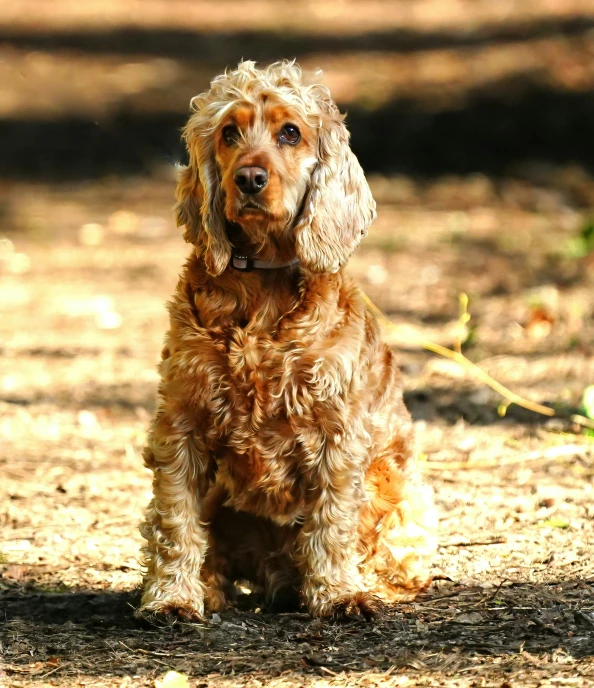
139,61,437,620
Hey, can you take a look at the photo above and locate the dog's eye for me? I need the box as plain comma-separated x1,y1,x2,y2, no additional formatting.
279,124,301,145
222,125,240,146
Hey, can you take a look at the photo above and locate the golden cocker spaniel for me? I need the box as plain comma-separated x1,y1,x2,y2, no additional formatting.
139,60,437,620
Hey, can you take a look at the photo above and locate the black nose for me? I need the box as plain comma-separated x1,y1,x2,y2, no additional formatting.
234,166,268,195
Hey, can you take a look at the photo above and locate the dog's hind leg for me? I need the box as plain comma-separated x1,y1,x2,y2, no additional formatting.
358,454,438,601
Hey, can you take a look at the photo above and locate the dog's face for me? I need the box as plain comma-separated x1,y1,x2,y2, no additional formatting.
214,100,318,250
176,61,376,276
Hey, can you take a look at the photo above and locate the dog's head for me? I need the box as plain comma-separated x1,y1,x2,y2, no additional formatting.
176,60,376,276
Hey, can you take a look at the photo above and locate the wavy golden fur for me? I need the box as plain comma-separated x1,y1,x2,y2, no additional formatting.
139,60,437,620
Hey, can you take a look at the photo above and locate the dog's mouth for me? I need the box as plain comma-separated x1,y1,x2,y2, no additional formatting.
238,200,269,214
226,194,293,243
225,221,265,254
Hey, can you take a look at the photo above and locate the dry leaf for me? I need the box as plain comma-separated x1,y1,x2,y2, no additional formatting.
155,671,190,688
540,518,570,529
524,306,554,340
453,612,484,624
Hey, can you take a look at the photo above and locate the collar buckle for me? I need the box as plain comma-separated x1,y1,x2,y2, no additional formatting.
232,255,254,272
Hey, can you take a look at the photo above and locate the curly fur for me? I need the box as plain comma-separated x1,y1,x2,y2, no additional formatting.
139,60,437,620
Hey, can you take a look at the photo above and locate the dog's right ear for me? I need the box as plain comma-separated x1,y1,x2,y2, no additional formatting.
174,164,203,245
176,101,233,276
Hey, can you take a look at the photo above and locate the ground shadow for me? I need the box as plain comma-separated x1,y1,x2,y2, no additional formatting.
403,387,575,426
2,15,594,61
0,381,157,413
2,28,594,180
0,579,141,630
2,576,593,681
3,76,594,181
348,78,594,179
0,372,578,427
442,235,589,294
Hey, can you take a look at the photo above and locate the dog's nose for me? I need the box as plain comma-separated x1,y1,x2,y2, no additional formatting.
234,166,268,195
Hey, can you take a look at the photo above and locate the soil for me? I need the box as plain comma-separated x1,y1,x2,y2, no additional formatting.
1,1,593,686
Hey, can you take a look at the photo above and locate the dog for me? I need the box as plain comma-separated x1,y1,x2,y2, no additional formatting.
139,60,437,620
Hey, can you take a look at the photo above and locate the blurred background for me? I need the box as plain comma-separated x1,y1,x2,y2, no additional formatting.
4,0,594,180
1,2,594,684
2,0,593,420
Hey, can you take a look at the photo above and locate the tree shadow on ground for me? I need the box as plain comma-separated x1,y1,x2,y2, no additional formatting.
403,387,578,426
0,374,578,427
347,78,594,179
435,235,588,292
2,28,594,180
2,15,594,61
0,382,158,413
0,580,142,630
1,576,593,682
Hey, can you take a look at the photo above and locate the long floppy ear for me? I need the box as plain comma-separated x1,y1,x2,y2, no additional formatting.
293,106,376,273
174,164,202,245
175,111,232,276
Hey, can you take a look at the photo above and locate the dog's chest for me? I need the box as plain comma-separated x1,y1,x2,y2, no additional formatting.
213,328,307,519
225,328,291,413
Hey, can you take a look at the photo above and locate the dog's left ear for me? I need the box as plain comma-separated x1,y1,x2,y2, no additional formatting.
294,104,376,273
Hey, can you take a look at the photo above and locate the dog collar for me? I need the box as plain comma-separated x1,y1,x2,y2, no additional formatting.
231,254,300,272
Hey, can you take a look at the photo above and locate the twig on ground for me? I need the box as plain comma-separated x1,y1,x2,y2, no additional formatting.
444,537,507,547
571,414,594,431
360,290,593,431
422,443,589,471
37,666,62,680
474,578,512,608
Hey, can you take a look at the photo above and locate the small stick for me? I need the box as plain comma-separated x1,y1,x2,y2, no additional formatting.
423,443,588,471
473,578,511,608
37,666,62,680
571,414,594,431
361,291,594,432
444,537,507,547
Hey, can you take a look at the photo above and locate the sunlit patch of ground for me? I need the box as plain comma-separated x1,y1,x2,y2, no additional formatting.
1,173,593,687
1,0,594,684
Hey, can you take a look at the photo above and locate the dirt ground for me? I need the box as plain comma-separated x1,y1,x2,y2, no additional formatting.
1,1,594,686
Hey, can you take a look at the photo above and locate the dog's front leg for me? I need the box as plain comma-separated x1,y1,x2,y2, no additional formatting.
139,412,211,621
297,433,379,619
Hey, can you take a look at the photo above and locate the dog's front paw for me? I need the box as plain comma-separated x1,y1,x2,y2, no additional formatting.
331,591,383,620
138,598,205,622
307,588,382,621
139,588,205,623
